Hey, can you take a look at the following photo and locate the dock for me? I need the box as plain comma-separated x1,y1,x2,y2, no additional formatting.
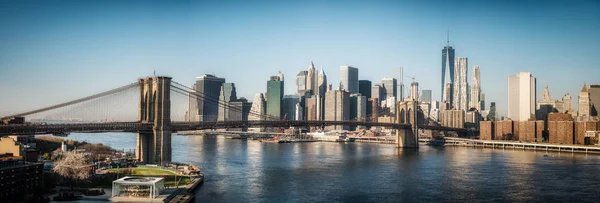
439,137,600,154
166,174,204,203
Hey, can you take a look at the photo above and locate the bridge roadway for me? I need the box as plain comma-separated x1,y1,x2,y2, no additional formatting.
0,120,477,136
0,120,411,136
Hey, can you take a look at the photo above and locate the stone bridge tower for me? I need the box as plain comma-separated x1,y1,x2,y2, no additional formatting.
137,76,172,164
396,98,419,148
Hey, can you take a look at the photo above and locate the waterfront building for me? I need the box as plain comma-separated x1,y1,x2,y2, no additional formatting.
420,102,431,119
295,71,308,96
507,72,536,121
340,66,359,93
470,66,481,110
589,84,600,116
466,110,481,125
369,98,379,122
187,83,197,121
325,89,350,130
192,74,225,122
217,83,237,121
295,103,303,121
442,34,456,105
358,80,372,99
229,98,252,130
410,81,419,100
453,57,468,111
304,96,318,121
381,77,397,102
445,83,452,106
282,95,300,120
536,84,565,120
266,73,284,120
317,68,327,96
440,110,465,128
579,83,591,118
421,90,432,103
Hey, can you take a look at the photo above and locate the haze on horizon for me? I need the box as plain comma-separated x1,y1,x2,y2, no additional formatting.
0,0,598,118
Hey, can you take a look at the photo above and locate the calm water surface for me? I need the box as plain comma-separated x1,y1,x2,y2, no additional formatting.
52,132,600,202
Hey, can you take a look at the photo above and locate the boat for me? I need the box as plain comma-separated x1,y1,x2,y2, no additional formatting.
308,131,355,142
52,132,70,137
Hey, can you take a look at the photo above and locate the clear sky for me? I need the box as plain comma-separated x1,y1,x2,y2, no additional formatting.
0,0,599,117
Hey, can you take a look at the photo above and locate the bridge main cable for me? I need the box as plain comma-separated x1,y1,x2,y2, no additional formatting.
1,82,139,120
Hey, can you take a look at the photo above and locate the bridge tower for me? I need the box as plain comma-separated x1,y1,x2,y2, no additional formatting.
136,76,172,164
396,99,419,148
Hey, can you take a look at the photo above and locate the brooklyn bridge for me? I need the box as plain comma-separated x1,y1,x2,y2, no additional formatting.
0,76,475,164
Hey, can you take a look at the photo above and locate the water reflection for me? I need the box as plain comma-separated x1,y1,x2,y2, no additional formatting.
56,133,600,202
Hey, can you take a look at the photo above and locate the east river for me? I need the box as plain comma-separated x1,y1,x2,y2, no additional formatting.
55,132,600,202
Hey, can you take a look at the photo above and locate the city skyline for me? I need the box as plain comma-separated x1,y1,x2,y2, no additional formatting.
0,1,599,118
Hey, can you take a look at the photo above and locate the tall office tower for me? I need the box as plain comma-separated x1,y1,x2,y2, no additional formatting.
358,80,372,99
410,81,419,100
589,85,600,116
369,98,379,121
217,83,237,121
441,32,456,105
295,103,303,121
479,92,485,111
507,72,536,121
470,65,481,110
420,90,432,104
267,74,284,120
195,74,225,122
317,69,327,96
381,77,397,102
325,89,350,130
188,83,197,122
562,93,573,113
295,71,308,96
487,102,496,121
372,83,385,102
349,94,367,122
453,57,468,111
248,93,266,132
282,95,300,120
304,96,318,121
340,66,359,93
445,83,452,104
306,62,317,95
228,98,251,121
579,83,591,117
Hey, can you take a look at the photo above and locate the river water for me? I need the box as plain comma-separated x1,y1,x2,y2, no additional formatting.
53,132,600,202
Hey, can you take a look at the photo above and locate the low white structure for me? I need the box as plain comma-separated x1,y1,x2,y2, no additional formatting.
112,177,165,199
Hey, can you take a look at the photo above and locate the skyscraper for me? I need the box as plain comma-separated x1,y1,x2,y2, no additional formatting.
589,84,600,116
325,89,350,130
306,61,317,95
410,81,419,100
421,90,432,103
470,66,481,110
488,102,496,121
372,83,385,102
295,71,308,96
507,72,536,121
442,33,455,105
282,95,300,120
248,93,266,132
479,92,485,111
358,80,372,99
194,74,225,122
340,66,359,93
217,83,237,121
266,74,284,120
349,93,367,122
317,69,327,96
381,77,397,102
453,57,468,111
579,83,591,117
187,83,197,122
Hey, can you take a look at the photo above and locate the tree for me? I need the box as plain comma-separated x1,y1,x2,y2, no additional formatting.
53,151,91,190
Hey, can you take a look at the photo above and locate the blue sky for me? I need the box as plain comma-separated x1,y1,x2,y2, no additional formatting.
0,0,599,117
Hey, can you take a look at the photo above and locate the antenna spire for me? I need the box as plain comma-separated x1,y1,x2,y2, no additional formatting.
446,27,450,46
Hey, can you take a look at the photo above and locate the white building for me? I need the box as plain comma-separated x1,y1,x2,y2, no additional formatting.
508,72,536,121
453,57,468,111
340,66,359,94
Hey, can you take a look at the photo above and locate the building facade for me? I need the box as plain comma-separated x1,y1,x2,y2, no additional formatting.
453,57,468,111
507,72,536,121
282,95,300,120
295,71,308,96
266,74,284,120
325,89,350,130
421,90,432,104
340,66,358,93
589,84,600,117
442,39,456,105
217,83,237,121
358,80,372,99
470,65,481,110
192,74,225,122
381,77,397,102
579,83,591,117
410,82,419,100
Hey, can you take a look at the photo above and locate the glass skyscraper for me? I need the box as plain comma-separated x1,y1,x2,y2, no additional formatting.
442,37,455,105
